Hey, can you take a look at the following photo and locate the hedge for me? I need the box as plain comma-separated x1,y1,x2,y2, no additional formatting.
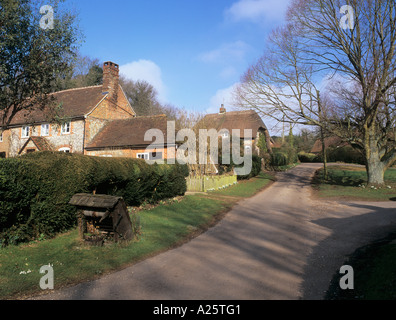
271,146,298,167
298,151,320,163
298,147,365,165
0,152,189,246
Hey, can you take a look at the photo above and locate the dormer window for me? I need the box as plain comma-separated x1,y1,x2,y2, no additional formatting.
220,130,229,139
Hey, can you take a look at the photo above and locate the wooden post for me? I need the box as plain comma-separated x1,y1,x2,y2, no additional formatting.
77,211,87,239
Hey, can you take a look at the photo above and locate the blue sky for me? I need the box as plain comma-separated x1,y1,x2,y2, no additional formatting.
67,0,292,115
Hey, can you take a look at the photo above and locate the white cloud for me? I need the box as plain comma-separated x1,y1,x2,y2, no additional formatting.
207,83,240,114
198,41,251,64
119,60,167,103
225,0,290,24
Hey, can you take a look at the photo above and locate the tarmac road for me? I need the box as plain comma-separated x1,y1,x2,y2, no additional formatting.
33,163,396,300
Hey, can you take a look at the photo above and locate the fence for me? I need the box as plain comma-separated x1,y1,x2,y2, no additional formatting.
186,174,238,192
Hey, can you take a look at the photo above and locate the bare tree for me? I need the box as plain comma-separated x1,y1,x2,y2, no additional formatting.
236,0,396,185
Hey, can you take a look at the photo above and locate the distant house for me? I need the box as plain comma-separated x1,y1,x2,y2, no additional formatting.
0,61,174,160
193,106,274,174
310,136,349,154
197,105,274,156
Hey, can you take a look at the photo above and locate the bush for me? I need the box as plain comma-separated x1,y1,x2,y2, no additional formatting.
312,146,365,165
0,152,189,246
328,146,365,165
237,155,263,180
270,146,298,167
298,151,320,163
271,152,288,167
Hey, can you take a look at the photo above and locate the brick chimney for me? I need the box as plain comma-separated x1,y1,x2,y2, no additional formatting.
219,104,226,114
102,61,119,103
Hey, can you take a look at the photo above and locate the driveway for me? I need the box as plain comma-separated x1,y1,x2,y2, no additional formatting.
34,163,396,300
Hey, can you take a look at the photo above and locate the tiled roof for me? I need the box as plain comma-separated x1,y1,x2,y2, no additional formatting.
18,136,53,154
197,109,268,138
7,86,105,126
86,115,169,149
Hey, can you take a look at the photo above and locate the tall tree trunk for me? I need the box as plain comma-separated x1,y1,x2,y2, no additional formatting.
365,128,386,185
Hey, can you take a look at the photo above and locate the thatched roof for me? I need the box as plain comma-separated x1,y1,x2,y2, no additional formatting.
197,109,269,138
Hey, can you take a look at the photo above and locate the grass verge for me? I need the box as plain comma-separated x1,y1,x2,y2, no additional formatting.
312,165,396,201
0,172,274,300
325,232,396,300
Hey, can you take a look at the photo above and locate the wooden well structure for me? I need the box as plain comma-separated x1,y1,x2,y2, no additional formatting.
69,193,133,243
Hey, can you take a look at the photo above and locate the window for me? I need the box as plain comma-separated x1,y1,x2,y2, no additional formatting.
137,153,149,160
58,147,71,153
219,130,229,139
41,124,50,136
22,126,30,139
0,131,3,142
61,122,71,135
150,151,163,161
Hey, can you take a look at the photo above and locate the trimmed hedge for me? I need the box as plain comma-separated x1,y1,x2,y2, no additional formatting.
298,147,365,165
271,146,298,167
0,152,189,246
298,151,320,163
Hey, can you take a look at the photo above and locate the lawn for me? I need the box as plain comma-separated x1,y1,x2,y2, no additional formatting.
312,165,396,201
0,172,274,300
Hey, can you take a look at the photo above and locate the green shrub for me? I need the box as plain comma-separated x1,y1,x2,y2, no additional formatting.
328,146,365,165
0,152,189,246
298,151,320,163
271,152,288,167
271,145,298,167
237,155,263,180
313,146,365,165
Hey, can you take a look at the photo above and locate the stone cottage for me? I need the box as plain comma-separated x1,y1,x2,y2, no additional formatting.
0,61,175,160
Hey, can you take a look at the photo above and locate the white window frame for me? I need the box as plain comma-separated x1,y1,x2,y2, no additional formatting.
22,126,30,139
41,124,50,136
137,153,149,160
61,121,71,135
58,147,71,153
